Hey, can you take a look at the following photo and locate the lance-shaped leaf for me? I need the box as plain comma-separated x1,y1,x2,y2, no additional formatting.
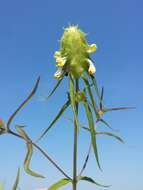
7,77,40,130
82,76,99,118
16,126,45,178
95,132,124,143
83,100,101,170
90,75,101,100
78,176,110,188
37,100,70,141
12,167,20,190
99,87,104,110
45,78,63,100
98,118,115,131
103,106,135,113
81,126,124,143
48,178,72,190
69,76,79,130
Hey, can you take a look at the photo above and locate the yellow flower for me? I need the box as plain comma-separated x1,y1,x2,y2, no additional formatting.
56,57,66,67
87,44,97,53
54,51,67,67
54,67,65,80
87,59,96,75
54,51,61,59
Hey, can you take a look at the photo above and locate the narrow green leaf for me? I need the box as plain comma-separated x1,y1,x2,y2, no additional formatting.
37,100,70,141
99,87,104,110
16,127,45,178
45,78,63,100
90,75,101,100
16,126,31,141
103,107,135,113
83,101,101,170
48,178,72,190
82,76,99,118
24,142,45,178
12,168,20,190
99,119,115,131
78,176,110,188
96,132,124,143
81,125,123,143
7,77,40,129
69,76,79,130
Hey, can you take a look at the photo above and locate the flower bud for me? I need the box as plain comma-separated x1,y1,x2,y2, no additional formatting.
75,91,86,102
98,110,104,117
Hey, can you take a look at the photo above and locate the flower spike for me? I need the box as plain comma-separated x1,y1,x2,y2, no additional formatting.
53,26,98,79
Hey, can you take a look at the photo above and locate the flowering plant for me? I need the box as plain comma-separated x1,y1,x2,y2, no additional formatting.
0,26,133,190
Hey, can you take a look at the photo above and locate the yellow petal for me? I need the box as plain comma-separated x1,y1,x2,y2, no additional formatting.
56,57,66,67
54,68,64,80
87,44,97,53
54,51,61,59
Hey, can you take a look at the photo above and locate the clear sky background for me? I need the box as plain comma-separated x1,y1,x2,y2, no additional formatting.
0,0,143,189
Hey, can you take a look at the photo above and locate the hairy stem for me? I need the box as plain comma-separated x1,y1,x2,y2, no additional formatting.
72,79,79,190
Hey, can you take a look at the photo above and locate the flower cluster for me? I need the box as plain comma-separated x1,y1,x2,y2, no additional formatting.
54,26,97,80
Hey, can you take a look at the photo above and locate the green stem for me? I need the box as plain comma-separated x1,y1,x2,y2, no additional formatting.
73,79,79,190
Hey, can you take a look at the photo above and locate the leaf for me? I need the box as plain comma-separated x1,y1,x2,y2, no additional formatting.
7,77,40,129
103,107,135,113
37,100,70,141
83,100,101,170
45,78,63,100
15,124,27,129
100,87,104,110
82,76,99,118
90,75,101,100
95,132,124,143
69,76,79,130
48,178,72,190
99,119,115,131
12,167,20,190
78,176,110,188
81,125,124,143
16,126,45,178
24,143,45,178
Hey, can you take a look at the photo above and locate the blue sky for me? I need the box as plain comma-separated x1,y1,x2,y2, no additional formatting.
0,0,143,189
